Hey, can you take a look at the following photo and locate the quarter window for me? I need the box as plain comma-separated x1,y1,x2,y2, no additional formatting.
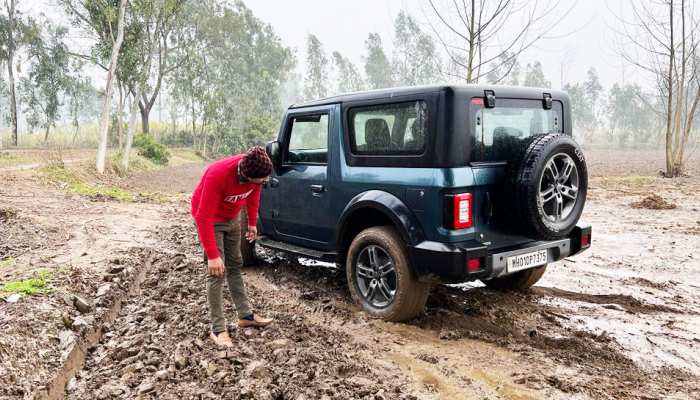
286,114,329,164
349,101,427,155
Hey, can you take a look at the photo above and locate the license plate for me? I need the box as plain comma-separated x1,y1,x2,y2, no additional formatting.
506,250,548,273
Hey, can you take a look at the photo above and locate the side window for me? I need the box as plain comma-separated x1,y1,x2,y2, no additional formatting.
349,101,427,155
286,114,329,164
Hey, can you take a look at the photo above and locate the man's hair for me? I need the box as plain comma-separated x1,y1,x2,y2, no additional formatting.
240,146,273,179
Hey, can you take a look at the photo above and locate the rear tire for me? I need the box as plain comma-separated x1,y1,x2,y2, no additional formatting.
240,208,257,266
483,265,547,291
346,226,430,322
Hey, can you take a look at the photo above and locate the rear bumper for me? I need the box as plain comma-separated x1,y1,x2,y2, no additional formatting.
409,224,592,284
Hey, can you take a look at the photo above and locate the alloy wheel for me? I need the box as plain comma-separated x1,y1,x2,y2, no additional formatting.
355,245,397,308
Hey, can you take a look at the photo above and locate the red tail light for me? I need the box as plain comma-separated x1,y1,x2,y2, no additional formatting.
453,193,473,229
467,258,481,272
581,233,591,247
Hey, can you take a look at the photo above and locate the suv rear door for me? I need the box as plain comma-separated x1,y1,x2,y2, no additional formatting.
262,106,334,248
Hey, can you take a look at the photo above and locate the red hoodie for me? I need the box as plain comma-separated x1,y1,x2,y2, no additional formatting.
191,155,260,260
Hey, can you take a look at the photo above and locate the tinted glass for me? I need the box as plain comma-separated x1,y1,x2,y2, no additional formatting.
470,99,563,162
349,101,427,155
287,114,328,164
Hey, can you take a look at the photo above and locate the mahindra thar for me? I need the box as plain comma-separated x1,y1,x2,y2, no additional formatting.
241,85,591,322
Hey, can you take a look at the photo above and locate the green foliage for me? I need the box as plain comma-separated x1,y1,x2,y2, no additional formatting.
392,11,441,86
332,51,364,94
169,0,294,157
523,61,551,88
43,165,134,201
364,33,393,89
2,270,51,295
565,68,603,143
304,34,328,100
607,83,658,146
19,23,72,140
486,52,521,85
133,133,170,165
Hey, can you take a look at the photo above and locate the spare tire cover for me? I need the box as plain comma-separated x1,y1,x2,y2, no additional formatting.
513,133,588,240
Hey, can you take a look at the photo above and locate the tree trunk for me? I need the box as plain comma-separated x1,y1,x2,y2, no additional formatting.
96,0,128,174
117,83,124,149
44,125,50,144
72,119,80,146
191,98,196,148
665,0,675,177
122,90,141,170
140,105,150,135
6,0,18,146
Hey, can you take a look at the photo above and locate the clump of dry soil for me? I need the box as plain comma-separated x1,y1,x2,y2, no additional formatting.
630,193,677,209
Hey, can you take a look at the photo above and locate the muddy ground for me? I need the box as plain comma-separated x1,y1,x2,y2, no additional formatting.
0,149,699,400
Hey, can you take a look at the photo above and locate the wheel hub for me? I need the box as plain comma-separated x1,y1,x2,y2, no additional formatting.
538,153,580,223
355,245,397,308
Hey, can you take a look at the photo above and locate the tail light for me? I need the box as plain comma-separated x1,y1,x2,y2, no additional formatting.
467,258,482,272
449,193,473,229
581,233,591,248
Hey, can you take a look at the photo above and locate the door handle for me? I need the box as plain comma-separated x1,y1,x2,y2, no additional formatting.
270,178,279,188
310,184,325,193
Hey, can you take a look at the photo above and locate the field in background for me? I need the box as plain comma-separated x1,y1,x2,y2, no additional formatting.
0,120,194,150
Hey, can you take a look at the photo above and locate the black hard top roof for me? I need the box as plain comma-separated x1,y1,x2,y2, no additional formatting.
290,84,569,109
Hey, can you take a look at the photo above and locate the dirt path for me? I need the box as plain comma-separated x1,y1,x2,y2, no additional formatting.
1,150,699,399
0,158,86,173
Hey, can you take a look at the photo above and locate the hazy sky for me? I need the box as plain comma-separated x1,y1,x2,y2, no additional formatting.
246,0,633,89
21,0,640,90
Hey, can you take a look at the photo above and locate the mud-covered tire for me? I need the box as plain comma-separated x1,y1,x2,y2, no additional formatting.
346,226,430,322
513,133,588,240
240,208,257,266
483,265,547,291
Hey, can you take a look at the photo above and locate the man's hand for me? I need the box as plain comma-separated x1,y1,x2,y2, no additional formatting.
208,257,225,277
245,226,257,242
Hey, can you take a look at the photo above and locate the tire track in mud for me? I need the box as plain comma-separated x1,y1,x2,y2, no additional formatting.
66,224,416,400
256,257,700,400
32,252,154,400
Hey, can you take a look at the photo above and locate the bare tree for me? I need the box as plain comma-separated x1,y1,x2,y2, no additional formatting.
96,0,128,174
616,0,700,177
426,0,568,83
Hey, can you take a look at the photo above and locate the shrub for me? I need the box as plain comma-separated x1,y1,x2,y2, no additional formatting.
133,133,170,165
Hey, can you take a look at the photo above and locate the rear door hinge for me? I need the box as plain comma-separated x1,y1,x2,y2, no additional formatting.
484,90,496,108
543,93,552,109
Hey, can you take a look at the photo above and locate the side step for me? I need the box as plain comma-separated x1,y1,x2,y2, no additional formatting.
257,236,338,263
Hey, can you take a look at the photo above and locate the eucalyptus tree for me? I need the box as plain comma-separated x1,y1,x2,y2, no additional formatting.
65,62,99,145
363,33,392,89
563,68,603,144
0,70,5,148
332,51,364,94
392,11,441,86
486,52,521,85
304,34,328,100
523,61,550,88
170,0,293,156
0,0,37,145
19,24,72,143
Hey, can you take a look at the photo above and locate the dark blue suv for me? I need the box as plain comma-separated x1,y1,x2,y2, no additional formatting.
242,85,591,321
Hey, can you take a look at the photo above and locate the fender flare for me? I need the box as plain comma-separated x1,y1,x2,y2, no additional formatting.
335,190,425,248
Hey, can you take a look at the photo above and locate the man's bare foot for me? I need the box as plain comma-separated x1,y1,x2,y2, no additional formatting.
210,331,233,347
238,314,273,328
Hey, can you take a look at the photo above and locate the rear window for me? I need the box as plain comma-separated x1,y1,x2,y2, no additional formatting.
470,98,563,162
349,101,427,155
